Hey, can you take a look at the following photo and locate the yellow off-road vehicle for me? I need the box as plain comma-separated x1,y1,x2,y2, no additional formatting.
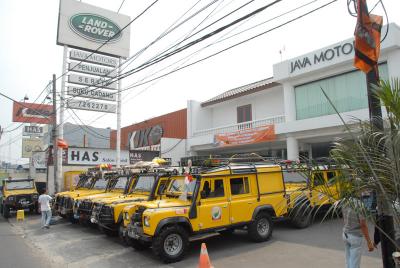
74,170,133,223
55,170,109,220
126,163,289,263
92,171,178,239
0,178,39,218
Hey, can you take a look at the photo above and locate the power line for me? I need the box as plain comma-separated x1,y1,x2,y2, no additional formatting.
117,0,126,13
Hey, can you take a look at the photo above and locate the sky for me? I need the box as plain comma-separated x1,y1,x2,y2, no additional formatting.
0,0,399,164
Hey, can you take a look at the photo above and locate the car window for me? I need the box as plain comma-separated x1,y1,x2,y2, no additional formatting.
230,177,249,195
92,178,107,189
168,178,196,193
5,180,34,190
313,172,325,186
113,177,128,189
201,179,225,199
283,171,307,183
131,176,155,193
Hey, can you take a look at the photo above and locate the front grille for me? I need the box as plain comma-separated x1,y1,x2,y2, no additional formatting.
98,205,114,224
78,200,93,213
61,197,73,210
131,206,146,226
16,195,32,204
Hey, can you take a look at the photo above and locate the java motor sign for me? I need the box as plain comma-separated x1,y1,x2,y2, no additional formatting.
57,0,131,58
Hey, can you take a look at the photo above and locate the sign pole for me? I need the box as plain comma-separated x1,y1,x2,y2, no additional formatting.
116,57,122,168
52,74,58,195
56,45,68,193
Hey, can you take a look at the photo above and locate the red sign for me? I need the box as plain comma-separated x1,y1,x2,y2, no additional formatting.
12,102,54,124
215,125,276,147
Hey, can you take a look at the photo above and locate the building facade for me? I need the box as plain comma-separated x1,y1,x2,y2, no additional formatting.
187,24,400,161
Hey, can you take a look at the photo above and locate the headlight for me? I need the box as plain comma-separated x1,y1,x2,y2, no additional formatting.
143,215,150,227
32,194,38,199
7,196,14,202
124,212,129,221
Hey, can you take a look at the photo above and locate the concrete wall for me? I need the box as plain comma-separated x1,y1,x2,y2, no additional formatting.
160,138,186,166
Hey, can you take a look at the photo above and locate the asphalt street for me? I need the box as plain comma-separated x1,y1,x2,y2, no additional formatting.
2,214,382,268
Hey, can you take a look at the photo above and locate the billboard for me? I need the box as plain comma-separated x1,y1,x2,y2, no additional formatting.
214,125,276,147
129,150,160,164
13,102,54,124
57,0,131,58
22,138,44,158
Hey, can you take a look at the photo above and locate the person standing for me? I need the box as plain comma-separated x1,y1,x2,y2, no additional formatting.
342,198,374,268
38,189,52,229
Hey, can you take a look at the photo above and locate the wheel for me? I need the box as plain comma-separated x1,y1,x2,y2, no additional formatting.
130,238,151,251
248,212,273,242
152,225,189,263
290,206,312,229
2,205,10,219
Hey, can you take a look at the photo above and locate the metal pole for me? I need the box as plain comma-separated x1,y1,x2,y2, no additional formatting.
52,74,58,195
56,45,68,192
116,57,122,168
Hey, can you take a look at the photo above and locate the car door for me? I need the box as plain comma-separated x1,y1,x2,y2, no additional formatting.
228,176,255,224
197,178,230,230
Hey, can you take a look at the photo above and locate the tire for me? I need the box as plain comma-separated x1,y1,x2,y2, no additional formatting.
2,205,10,219
248,212,273,242
152,225,189,263
290,206,312,229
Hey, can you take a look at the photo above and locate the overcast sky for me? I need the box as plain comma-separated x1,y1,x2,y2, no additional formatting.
0,0,399,164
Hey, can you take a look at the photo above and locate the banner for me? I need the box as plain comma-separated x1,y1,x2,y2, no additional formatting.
214,125,276,147
22,138,44,158
129,150,160,164
13,102,54,124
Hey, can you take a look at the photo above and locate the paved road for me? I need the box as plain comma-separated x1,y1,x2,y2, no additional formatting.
0,217,50,268
3,214,382,268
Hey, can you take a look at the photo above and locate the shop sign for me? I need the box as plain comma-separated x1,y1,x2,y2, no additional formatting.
12,102,54,124
214,125,276,147
67,99,116,113
57,0,131,58
32,151,46,169
70,49,118,67
22,138,44,158
129,150,160,164
68,73,117,90
69,61,116,77
289,42,354,74
69,13,122,43
67,148,129,165
23,125,44,137
67,86,116,101
128,125,163,150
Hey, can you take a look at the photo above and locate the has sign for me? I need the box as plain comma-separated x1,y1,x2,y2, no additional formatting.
23,125,44,136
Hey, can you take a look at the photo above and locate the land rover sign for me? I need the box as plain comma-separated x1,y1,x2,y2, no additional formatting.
69,14,122,43
57,0,131,58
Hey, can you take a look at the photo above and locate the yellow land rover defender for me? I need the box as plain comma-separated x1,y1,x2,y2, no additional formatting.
92,171,177,239
74,170,132,223
56,170,108,221
0,178,39,218
126,163,288,263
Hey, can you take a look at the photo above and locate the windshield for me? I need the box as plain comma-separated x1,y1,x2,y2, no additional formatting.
131,175,155,193
168,178,196,194
283,171,307,183
5,180,34,190
112,177,128,190
92,178,107,189
80,177,94,188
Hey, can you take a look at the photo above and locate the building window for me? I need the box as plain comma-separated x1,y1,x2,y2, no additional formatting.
237,104,252,123
295,63,388,120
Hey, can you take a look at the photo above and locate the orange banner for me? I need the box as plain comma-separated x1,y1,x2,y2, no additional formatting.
12,102,54,124
215,125,276,147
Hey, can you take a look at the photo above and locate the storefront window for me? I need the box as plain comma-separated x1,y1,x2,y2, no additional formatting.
295,63,388,120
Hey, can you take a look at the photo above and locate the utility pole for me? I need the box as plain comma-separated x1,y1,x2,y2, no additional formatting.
52,74,59,195
116,57,122,168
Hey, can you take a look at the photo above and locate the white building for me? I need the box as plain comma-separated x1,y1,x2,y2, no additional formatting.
187,24,400,161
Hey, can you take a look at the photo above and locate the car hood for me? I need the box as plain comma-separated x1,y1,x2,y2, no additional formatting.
141,199,191,209
4,189,37,196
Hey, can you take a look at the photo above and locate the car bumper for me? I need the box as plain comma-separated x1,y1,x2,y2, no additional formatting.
127,224,152,242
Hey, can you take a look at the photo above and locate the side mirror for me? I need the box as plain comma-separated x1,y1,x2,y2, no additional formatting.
200,190,207,199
